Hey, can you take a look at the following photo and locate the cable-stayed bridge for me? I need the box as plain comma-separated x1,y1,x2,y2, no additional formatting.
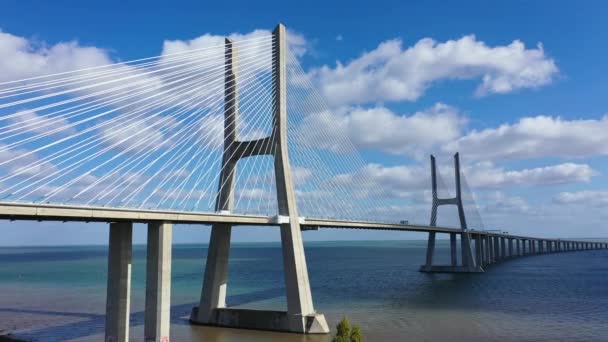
0,23,605,341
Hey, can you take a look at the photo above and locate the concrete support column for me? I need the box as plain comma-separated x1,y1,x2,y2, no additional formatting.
516,239,521,256
490,236,495,263
530,240,535,254
494,236,500,261
145,222,173,342
522,239,527,255
197,223,231,322
508,239,514,257
482,235,488,266
106,222,133,342
424,232,436,269
540,241,545,254
475,234,483,267
450,233,457,266
500,237,506,259
486,235,492,264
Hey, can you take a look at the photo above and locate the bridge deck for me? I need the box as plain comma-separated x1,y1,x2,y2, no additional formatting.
0,202,597,245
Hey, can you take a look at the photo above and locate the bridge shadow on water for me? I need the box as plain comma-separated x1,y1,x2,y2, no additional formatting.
2,287,285,341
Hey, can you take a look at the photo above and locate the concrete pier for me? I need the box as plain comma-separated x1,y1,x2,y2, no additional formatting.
145,222,173,342
475,234,483,267
539,240,544,254
424,232,436,269
105,222,133,342
420,154,482,273
189,24,328,334
516,239,521,256
485,235,491,264
529,240,534,254
450,233,457,266
489,236,495,263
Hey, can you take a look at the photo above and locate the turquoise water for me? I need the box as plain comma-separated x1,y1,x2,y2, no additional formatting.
0,240,607,341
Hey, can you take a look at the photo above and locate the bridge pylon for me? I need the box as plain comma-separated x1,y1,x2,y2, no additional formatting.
189,23,329,334
420,153,484,273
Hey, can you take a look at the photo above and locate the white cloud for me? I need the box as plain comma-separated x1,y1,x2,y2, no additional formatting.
445,115,608,160
9,110,77,136
480,191,531,215
0,144,57,180
237,188,273,201
310,35,557,106
463,162,597,188
297,103,465,157
553,190,608,207
293,167,312,185
332,163,427,199
330,160,596,202
98,114,174,153
0,31,111,83
161,28,308,70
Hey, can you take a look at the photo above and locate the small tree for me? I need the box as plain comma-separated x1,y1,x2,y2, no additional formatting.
350,325,362,342
332,316,363,342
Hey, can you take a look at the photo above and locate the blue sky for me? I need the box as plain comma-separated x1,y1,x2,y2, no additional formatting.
1,0,608,245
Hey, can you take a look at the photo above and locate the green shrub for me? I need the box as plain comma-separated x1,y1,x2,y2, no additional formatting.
332,316,363,342
350,325,362,342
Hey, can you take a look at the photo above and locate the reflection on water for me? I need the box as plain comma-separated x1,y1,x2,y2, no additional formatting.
0,241,607,341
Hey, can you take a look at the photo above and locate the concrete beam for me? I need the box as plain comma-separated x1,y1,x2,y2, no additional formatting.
105,222,132,342
145,222,172,342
